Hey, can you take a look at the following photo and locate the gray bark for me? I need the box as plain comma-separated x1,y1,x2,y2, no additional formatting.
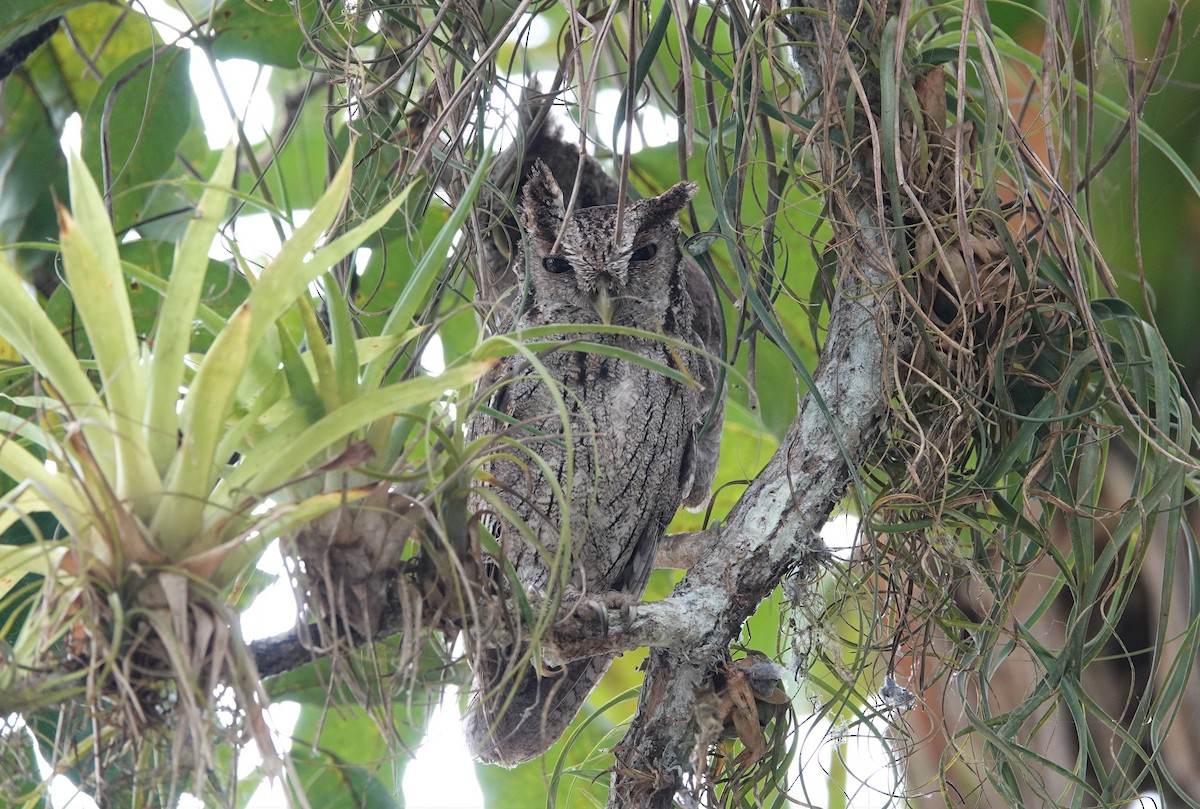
604,3,903,805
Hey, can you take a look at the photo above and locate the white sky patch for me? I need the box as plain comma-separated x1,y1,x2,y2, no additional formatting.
789,711,903,809
131,1,275,150
354,246,374,276
420,333,446,376
189,51,275,150
402,686,484,808
821,513,861,561
480,85,522,153
238,701,301,809
593,88,678,154
239,539,299,642
834,720,903,808
522,13,551,48
136,0,192,42
250,497,279,518
789,714,834,808
58,112,82,157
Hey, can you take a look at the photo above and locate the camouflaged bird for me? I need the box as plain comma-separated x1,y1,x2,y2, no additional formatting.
465,161,725,765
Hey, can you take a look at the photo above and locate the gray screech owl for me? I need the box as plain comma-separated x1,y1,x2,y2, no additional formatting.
465,161,725,765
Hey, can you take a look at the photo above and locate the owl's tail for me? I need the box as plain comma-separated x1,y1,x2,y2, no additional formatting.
465,647,614,767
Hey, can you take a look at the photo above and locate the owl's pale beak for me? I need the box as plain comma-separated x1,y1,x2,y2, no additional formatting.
593,286,615,325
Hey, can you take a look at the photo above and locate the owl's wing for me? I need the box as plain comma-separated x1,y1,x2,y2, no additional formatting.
681,255,726,508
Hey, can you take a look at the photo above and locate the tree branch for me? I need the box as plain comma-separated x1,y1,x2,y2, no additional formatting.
605,2,901,805
248,531,717,680
248,566,722,679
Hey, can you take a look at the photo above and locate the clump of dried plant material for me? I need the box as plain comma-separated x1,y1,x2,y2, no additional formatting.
887,67,1070,501
282,474,507,695
23,561,279,803
289,483,422,639
688,651,793,806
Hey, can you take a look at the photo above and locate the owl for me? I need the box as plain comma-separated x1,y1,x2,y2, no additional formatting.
464,161,725,766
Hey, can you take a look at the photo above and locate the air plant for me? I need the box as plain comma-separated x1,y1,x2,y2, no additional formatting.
0,141,488,799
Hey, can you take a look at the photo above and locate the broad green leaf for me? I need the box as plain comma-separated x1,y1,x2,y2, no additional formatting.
259,93,331,213
105,246,254,344
0,70,68,285
325,277,361,406
362,157,492,390
1,3,169,283
210,0,320,69
213,373,288,471
49,3,164,111
281,666,437,804
295,295,341,410
81,45,194,232
0,0,74,53
350,196,449,336
225,360,490,501
207,407,311,513
0,408,82,516
286,747,403,808
242,145,399,349
209,485,372,583
0,529,66,602
0,253,113,473
280,323,327,421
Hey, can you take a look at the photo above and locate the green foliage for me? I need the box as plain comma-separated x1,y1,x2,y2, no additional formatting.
0,0,1198,808
210,0,320,68
0,57,67,283
0,23,488,794
80,46,194,232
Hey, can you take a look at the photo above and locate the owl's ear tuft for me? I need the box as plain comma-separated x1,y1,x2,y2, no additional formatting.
520,160,566,240
635,181,697,231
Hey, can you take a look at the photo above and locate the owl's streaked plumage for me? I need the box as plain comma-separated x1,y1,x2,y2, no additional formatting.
465,161,724,766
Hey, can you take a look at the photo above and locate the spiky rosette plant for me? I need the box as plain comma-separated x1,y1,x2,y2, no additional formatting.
0,142,488,799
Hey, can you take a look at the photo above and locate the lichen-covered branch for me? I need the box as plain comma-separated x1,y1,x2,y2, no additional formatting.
604,2,901,806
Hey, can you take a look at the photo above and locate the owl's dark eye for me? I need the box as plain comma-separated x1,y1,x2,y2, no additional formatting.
631,244,657,262
543,256,573,274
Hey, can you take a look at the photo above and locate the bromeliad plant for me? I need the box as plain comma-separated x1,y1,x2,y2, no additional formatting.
0,141,488,793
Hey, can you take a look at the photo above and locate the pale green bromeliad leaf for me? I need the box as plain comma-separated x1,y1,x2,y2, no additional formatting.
145,143,238,474
60,151,161,519
151,305,252,558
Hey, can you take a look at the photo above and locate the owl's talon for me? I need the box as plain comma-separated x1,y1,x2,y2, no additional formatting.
589,599,610,637
621,601,638,627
